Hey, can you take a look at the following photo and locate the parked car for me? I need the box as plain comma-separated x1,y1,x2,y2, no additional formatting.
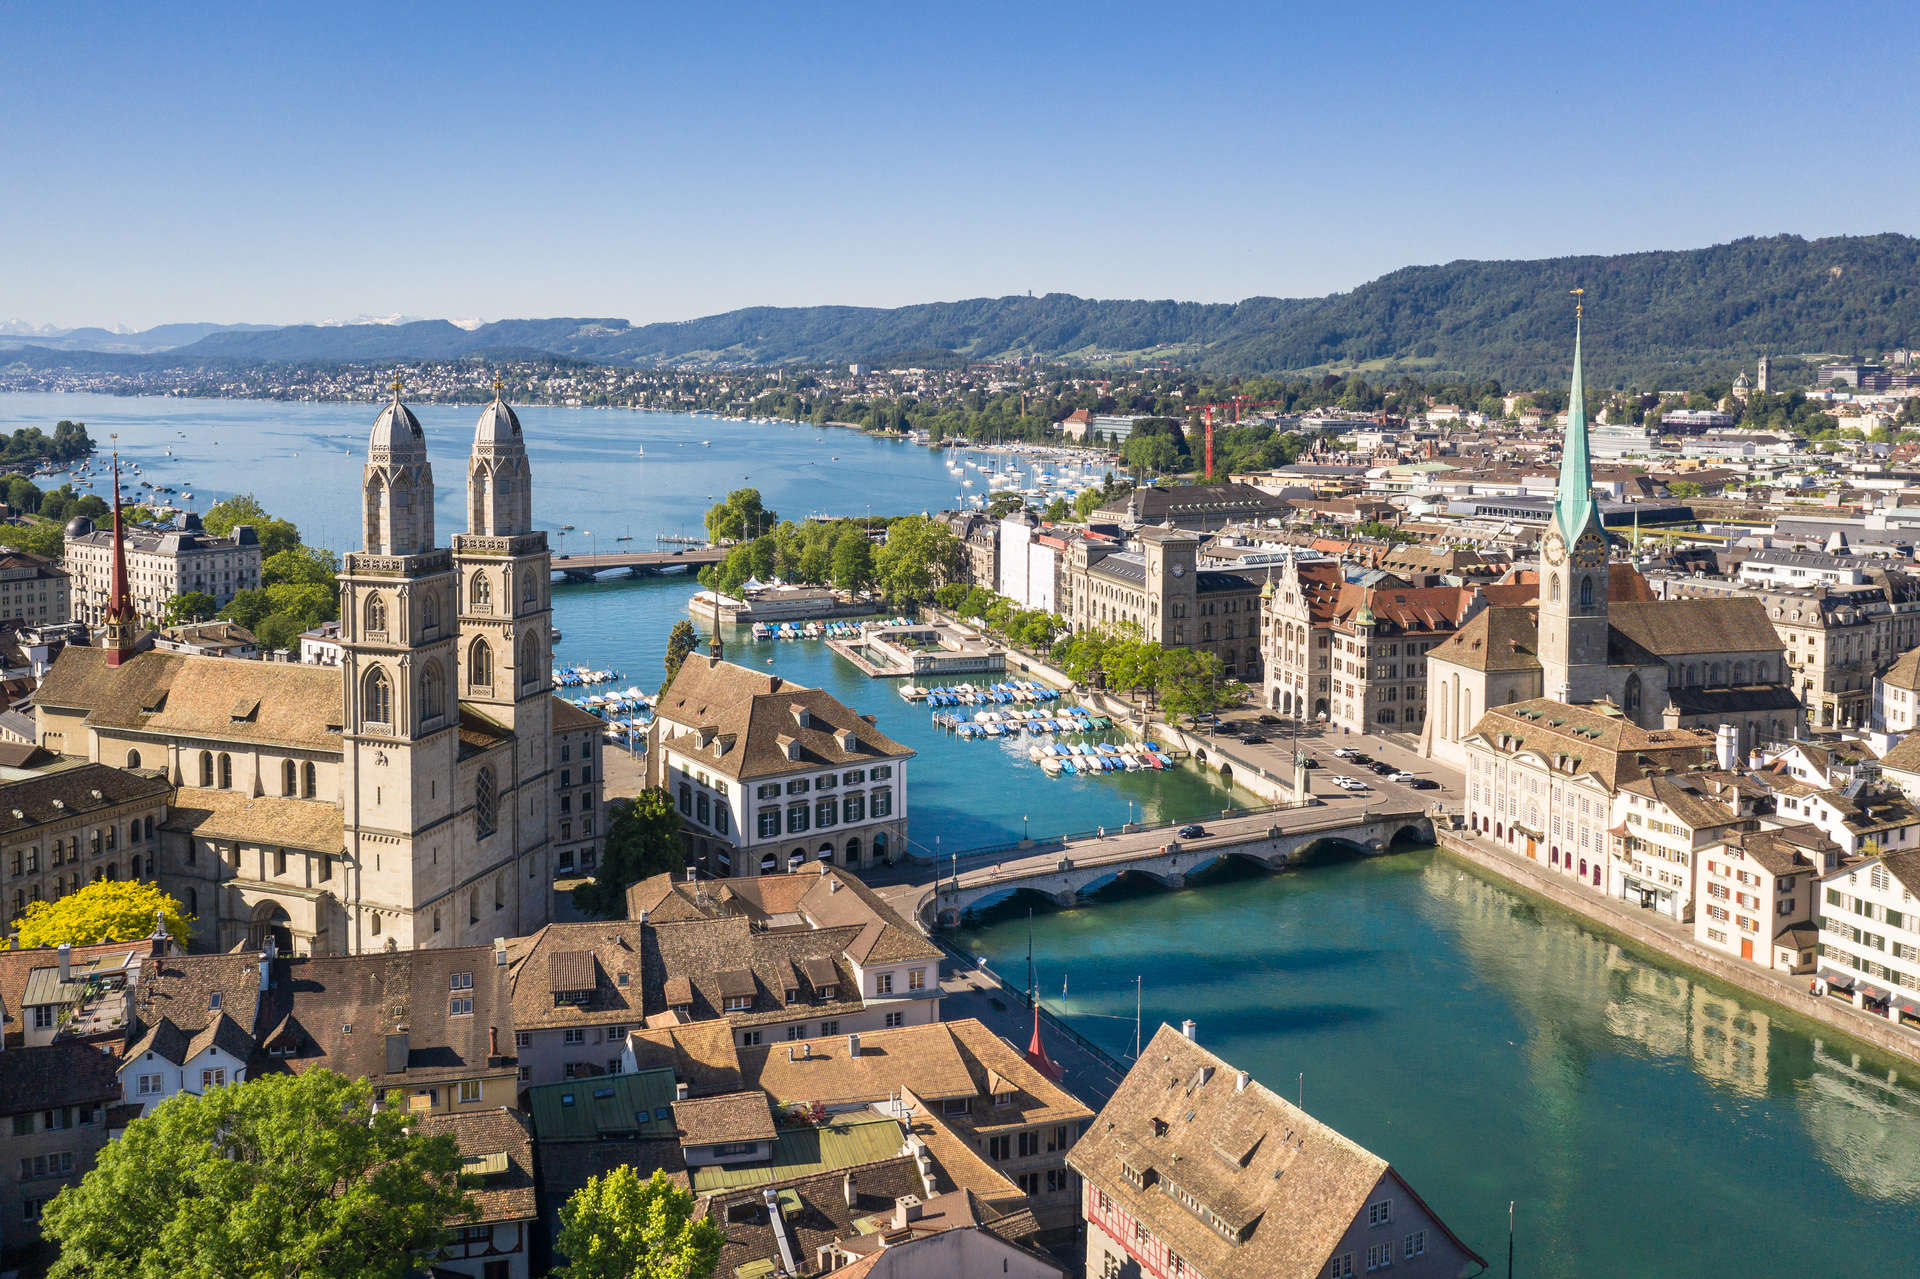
1349,753,1374,765
1389,771,1417,784
1407,777,1440,790
1335,775,1369,791
1241,733,1269,744
1368,760,1395,775
1178,824,1208,839
1257,714,1283,725
1333,747,1359,759
1299,756,1319,768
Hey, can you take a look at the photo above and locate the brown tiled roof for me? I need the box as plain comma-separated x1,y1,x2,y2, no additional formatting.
623,866,940,967
1877,849,1920,897
1068,1026,1483,1279
1725,825,1834,877
654,656,913,781
673,1090,778,1146
1329,583,1476,636
263,947,512,1087
1426,605,1541,673
539,1138,689,1204
0,1041,121,1115
35,646,344,750
549,950,597,994
1618,774,1746,833
418,1108,538,1223
1879,733,1920,774
1466,700,1715,791
1609,596,1782,657
624,1021,744,1097
456,706,515,760
740,1023,979,1108
707,1157,929,1279
552,696,603,732
129,952,265,1057
0,762,171,838
164,787,343,852
506,915,874,1032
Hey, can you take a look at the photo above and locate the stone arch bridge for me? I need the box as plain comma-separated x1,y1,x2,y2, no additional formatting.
917,809,1434,928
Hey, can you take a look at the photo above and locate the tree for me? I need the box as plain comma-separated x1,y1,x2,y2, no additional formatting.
1666,480,1703,498
1157,647,1234,721
161,592,218,626
663,619,700,691
873,514,962,604
202,493,301,558
43,1070,471,1279
261,545,337,588
555,1165,723,1279
932,582,970,611
13,880,193,950
985,491,1025,518
704,489,775,544
571,790,684,917
830,527,875,593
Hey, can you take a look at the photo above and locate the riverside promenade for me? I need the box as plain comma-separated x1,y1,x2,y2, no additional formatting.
1436,825,1920,1067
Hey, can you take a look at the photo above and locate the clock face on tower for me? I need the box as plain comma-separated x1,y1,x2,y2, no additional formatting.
1573,531,1607,569
1542,532,1567,567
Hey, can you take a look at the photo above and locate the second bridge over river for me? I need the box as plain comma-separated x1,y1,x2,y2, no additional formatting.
913,806,1434,927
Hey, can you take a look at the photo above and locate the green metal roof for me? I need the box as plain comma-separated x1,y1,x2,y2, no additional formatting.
688,1114,907,1193
1554,314,1598,546
527,1067,680,1142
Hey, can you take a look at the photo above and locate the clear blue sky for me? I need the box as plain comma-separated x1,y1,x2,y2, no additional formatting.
5,0,1914,330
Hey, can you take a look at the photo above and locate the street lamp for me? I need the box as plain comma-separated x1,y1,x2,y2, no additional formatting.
1023,814,1030,843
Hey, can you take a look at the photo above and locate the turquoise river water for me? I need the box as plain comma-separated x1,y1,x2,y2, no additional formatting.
5,392,1919,1274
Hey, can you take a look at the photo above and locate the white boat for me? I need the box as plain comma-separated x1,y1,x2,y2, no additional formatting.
635,446,645,457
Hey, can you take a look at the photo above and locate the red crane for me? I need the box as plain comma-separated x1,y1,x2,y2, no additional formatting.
1192,397,1286,480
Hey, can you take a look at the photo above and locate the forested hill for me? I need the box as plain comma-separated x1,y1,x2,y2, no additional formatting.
131,234,1920,385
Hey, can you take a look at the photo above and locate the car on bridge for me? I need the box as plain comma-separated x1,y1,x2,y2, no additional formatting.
1177,824,1208,839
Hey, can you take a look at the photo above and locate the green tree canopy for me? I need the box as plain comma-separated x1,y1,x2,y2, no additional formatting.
830,527,876,593
704,489,776,544
261,545,338,588
555,1165,723,1279
663,619,699,692
12,879,193,950
43,1070,471,1279
202,493,302,558
571,789,684,917
161,592,217,626
873,514,962,604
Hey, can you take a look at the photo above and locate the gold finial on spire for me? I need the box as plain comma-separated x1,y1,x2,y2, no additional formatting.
492,376,505,399
390,375,404,401
1570,287,1585,320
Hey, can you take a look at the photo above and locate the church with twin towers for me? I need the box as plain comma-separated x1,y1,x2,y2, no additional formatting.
30,386,604,955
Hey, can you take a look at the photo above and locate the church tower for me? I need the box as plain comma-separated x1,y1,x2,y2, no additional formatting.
102,446,141,665
1538,295,1611,705
339,382,461,951
452,386,553,903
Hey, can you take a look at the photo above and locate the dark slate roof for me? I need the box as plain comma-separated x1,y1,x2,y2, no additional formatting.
0,1041,121,1115
0,761,172,838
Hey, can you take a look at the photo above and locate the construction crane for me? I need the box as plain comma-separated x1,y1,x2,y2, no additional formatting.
1192,397,1285,480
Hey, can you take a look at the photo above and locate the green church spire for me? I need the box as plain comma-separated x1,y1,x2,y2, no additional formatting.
1554,290,1596,547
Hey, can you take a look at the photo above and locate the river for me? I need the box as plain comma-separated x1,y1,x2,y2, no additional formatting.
957,851,1920,1278
9,392,1919,1273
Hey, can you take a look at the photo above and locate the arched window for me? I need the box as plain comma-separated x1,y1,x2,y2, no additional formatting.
1579,577,1593,608
469,639,493,692
1624,673,1643,720
471,572,492,612
283,760,297,795
218,754,232,789
423,593,439,635
303,763,317,799
521,573,536,604
370,911,381,937
364,593,387,634
199,751,214,787
422,661,445,722
126,749,141,770
520,631,539,689
1548,574,1560,604
144,816,154,841
363,666,393,727
475,767,497,839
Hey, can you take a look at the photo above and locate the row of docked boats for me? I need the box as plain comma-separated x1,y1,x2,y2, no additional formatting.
901,680,1061,706
943,706,1113,737
750,616,913,641
553,664,623,688
1032,741,1174,775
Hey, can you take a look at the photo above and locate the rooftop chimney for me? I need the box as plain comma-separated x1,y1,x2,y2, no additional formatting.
842,1171,859,1209
764,1187,801,1275
848,1033,861,1058
675,1081,690,1102
493,937,508,966
1180,1019,1197,1041
1716,722,1739,771
258,954,271,993
1236,1070,1250,1092
57,942,71,983
639,909,650,924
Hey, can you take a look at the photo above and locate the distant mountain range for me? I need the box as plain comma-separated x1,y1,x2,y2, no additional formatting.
0,320,279,354
8,234,1917,385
